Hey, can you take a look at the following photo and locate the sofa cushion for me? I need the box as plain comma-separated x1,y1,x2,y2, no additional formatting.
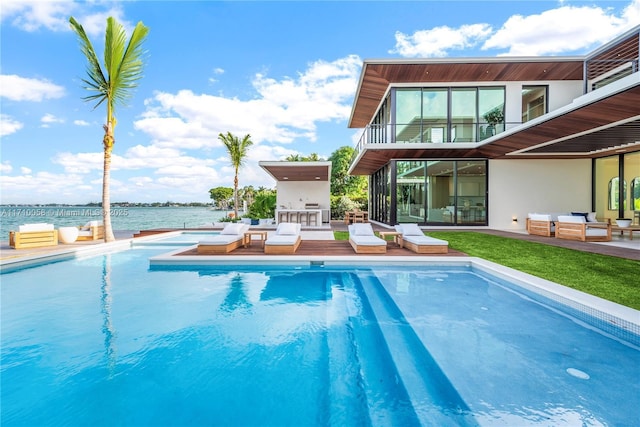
18,223,54,232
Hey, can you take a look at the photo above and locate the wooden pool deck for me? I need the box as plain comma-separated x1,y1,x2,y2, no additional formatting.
1,222,638,262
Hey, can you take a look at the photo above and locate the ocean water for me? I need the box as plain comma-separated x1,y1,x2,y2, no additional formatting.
0,206,228,238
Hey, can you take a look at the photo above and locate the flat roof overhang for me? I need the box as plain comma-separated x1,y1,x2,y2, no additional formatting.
349,76,640,176
259,161,332,182
349,57,585,129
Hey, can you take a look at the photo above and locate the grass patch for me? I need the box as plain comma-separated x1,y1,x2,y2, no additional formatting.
333,230,640,309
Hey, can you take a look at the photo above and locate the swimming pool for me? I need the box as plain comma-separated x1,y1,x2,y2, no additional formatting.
1,244,638,426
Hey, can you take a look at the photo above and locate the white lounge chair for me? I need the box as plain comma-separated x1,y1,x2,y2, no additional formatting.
394,223,448,254
348,223,386,254
197,223,250,254
264,223,302,254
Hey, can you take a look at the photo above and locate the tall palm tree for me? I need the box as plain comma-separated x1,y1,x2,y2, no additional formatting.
69,16,149,242
218,132,253,220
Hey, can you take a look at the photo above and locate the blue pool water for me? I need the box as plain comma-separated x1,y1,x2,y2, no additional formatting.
1,246,638,426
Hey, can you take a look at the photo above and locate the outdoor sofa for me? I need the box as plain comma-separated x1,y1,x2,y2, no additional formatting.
9,223,58,249
77,220,105,241
555,215,612,242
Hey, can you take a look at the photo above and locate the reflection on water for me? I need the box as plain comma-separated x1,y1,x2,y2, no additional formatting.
101,253,116,374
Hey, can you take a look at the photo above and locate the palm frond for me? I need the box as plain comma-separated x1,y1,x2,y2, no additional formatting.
69,16,109,109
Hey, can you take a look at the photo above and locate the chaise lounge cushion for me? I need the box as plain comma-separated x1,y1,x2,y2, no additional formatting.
348,224,386,251
200,223,249,245
394,223,423,236
265,223,301,254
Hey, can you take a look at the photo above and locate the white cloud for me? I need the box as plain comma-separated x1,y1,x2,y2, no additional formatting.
41,113,64,127
390,0,639,57
0,171,92,204
390,24,493,57
0,162,12,174
0,114,24,136
0,0,129,37
0,75,66,102
74,119,90,126
20,166,32,174
136,55,361,150
482,3,638,55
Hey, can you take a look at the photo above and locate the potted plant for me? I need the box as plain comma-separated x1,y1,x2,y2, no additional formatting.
483,107,504,137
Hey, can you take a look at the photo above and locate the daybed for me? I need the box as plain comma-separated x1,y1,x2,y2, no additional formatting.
197,223,250,254
9,223,58,249
348,223,386,254
394,224,448,254
264,223,302,255
77,220,105,241
555,215,612,242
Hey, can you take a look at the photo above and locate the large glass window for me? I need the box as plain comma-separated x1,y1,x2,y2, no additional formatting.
422,89,448,143
451,89,477,142
479,87,505,139
388,159,487,225
522,86,547,122
395,89,422,143
392,87,504,143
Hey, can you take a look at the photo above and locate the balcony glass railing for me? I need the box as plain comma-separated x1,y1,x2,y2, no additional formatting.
354,122,518,156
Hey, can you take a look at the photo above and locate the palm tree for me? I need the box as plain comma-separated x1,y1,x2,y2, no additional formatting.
218,132,253,220
69,16,149,242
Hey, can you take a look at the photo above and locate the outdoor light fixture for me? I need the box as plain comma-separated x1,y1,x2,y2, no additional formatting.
512,215,518,222
283,177,288,180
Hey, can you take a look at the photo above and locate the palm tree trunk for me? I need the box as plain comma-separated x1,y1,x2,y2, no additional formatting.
234,172,239,220
102,120,116,242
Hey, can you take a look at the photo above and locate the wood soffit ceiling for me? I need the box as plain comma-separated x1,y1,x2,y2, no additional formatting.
260,163,331,182
349,59,585,129
349,85,640,176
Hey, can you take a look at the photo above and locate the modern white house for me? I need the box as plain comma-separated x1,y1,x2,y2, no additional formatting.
259,161,332,225
347,25,640,230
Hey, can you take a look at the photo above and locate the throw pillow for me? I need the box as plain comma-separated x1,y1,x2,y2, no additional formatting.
353,223,374,236
277,223,298,235
586,212,597,222
400,224,423,236
221,223,243,235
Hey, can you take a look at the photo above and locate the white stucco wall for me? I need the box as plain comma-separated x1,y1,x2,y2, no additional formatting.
276,181,331,210
488,159,592,230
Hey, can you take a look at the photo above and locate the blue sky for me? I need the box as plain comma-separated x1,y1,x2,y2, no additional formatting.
1,0,638,204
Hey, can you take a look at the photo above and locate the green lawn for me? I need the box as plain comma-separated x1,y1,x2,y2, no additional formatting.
334,230,640,310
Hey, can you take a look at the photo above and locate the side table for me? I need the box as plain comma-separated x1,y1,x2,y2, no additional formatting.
378,231,403,248
243,231,268,248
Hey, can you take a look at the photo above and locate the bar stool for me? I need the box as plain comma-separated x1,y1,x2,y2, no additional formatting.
298,211,309,226
307,211,319,226
278,211,289,224
288,211,299,223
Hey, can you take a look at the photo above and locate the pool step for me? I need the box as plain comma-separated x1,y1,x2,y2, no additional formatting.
354,271,479,427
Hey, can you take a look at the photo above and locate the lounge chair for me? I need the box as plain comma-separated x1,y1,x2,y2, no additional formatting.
77,220,105,241
197,223,250,254
264,223,302,254
348,223,386,254
9,223,58,249
394,223,448,254
555,215,612,242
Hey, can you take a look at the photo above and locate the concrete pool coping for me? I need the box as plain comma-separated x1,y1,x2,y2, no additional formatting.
2,230,639,337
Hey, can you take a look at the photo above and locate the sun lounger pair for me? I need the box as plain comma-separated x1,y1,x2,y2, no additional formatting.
197,222,302,254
